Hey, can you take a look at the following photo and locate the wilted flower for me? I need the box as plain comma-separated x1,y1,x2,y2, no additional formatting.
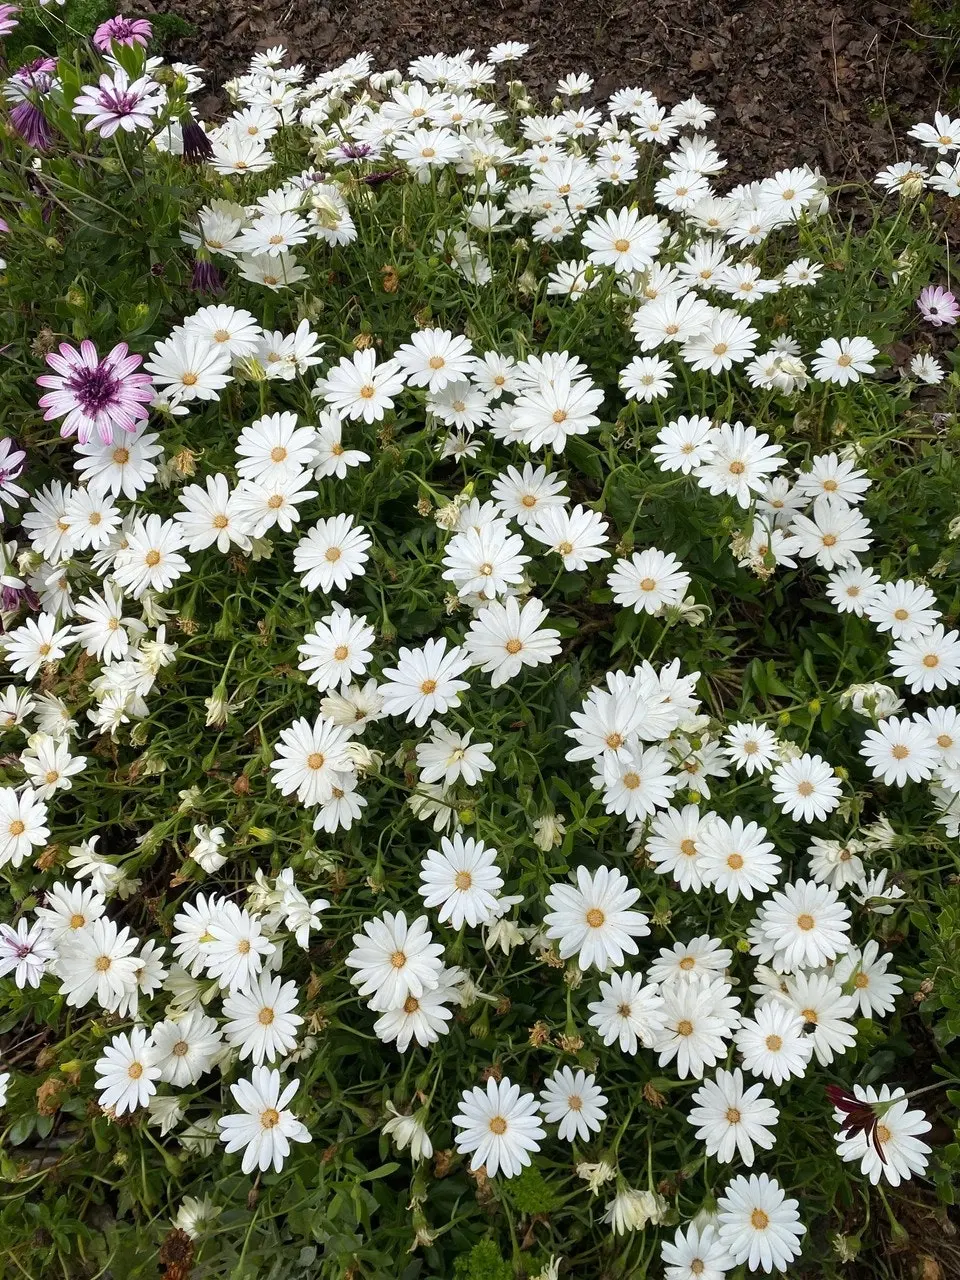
602,1186,669,1234
382,1102,433,1161
576,1160,617,1194
532,813,566,851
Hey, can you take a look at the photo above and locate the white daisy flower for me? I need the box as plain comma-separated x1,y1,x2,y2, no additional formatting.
452,1076,545,1178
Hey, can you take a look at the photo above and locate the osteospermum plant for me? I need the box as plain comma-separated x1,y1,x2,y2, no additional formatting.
0,8,959,1279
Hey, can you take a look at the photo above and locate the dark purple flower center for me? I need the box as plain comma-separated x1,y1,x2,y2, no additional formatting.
68,362,122,415
100,87,142,116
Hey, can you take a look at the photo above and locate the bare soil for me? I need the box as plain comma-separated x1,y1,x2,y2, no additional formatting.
132,0,955,184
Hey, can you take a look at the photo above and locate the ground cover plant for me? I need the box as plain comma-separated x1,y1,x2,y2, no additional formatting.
1,10,960,1279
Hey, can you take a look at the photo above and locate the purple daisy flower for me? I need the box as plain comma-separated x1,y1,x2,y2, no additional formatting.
5,60,58,151
363,168,402,187
73,68,164,138
191,257,224,294
92,14,153,51
37,340,155,445
0,3,19,36
0,437,28,513
181,117,213,163
917,284,960,327
10,99,52,150
330,140,382,165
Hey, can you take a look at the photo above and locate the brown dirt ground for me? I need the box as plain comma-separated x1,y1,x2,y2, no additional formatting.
131,0,957,184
